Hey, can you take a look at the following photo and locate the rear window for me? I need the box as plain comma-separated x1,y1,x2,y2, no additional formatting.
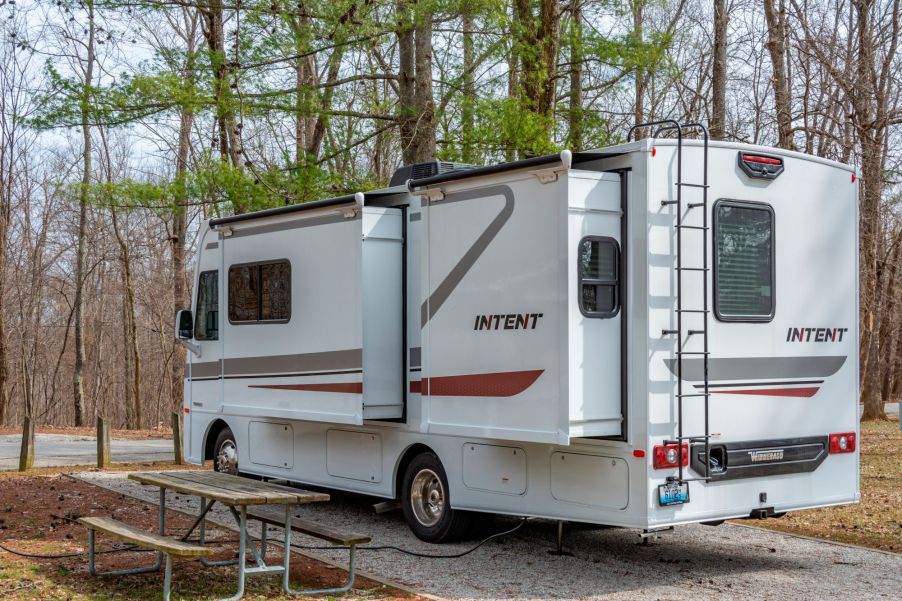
714,200,775,321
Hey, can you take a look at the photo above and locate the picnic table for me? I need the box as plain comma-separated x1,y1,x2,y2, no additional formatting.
128,470,329,601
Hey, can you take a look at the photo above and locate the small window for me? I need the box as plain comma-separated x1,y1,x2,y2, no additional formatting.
194,270,219,340
714,200,775,321
578,237,620,318
228,260,291,323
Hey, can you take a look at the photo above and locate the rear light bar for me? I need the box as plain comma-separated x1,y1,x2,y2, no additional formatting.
828,432,856,454
653,443,689,469
738,151,784,180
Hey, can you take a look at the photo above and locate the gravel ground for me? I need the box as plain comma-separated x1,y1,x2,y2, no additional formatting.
75,471,902,601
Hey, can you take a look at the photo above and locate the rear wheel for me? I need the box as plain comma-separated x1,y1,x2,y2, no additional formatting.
213,427,239,475
401,452,474,543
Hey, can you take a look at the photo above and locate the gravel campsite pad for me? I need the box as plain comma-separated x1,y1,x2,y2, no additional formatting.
77,471,902,601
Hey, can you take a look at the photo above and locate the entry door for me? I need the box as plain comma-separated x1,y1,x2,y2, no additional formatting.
188,229,222,413
568,172,623,439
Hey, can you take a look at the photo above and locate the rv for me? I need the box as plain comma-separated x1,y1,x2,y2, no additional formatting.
175,122,860,542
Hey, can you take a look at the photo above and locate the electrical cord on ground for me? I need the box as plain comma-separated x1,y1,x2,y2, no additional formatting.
287,518,527,559
0,519,527,561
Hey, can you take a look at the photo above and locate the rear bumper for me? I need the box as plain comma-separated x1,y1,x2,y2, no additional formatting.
689,436,828,481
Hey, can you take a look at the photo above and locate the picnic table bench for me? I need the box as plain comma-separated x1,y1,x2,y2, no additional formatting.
78,516,215,601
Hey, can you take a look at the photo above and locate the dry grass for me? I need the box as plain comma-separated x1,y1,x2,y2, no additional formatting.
747,418,902,552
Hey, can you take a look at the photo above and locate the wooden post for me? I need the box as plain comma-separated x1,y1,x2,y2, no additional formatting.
96,416,111,468
18,416,35,472
171,412,184,465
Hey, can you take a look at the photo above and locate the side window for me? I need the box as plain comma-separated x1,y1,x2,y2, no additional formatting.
194,270,219,340
714,200,775,321
228,260,291,323
578,237,620,318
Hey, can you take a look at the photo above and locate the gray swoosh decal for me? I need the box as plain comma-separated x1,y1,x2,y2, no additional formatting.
664,356,847,382
189,348,362,379
421,185,514,327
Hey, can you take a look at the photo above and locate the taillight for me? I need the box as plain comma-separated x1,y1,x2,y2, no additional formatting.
653,443,689,469
829,432,856,454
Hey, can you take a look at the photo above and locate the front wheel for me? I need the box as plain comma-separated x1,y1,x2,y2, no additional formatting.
401,452,475,543
213,427,239,475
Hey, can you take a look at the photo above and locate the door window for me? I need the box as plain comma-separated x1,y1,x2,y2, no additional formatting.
578,237,620,318
194,270,219,340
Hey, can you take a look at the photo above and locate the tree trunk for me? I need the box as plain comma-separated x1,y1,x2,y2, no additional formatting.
631,1,646,135
72,0,96,427
763,0,794,149
413,4,436,162
397,0,416,165
461,11,475,163
111,208,141,429
710,0,728,140
200,0,244,210
568,0,584,150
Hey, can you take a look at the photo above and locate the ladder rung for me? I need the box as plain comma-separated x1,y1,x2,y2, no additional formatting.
675,225,708,230
687,329,706,335
661,329,679,335
660,200,679,206
688,202,706,208
676,393,710,398
669,435,712,442
676,351,709,355
676,182,709,189
675,309,709,313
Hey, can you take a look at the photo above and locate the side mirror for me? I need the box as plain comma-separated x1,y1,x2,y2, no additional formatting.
175,309,193,340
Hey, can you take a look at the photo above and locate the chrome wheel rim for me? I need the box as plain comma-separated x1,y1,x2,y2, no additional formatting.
215,439,238,474
410,468,444,527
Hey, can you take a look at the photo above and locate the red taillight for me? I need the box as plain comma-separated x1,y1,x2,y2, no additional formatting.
653,443,689,469
829,432,856,454
741,154,782,165
633,449,646,458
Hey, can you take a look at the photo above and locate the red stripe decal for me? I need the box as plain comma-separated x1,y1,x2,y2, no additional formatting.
253,370,543,397
249,382,362,394
417,370,543,397
713,387,819,397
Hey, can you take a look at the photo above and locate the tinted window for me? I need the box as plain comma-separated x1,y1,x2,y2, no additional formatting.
714,201,774,321
194,270,219,340
228,260,291,323
578,237,620,318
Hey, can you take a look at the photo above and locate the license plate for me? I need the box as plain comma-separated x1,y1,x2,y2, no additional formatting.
658,482,689,506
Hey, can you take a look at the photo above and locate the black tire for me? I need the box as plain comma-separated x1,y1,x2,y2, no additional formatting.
213,427,239,475
401,452,474,543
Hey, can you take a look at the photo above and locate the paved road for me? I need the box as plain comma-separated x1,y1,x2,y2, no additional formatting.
79,471,902,601
0,433,173,470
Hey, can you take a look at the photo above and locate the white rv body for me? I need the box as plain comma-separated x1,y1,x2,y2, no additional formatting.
181,138,859,531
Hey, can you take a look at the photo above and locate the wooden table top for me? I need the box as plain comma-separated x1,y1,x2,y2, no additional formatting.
129,470,330,506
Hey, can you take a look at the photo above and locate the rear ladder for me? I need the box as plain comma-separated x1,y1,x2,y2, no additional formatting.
629,120,712,484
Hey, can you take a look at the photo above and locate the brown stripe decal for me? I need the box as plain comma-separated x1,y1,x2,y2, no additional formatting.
249,382,363,394
421,186,515,327
411,369,543,397
190,348,362,380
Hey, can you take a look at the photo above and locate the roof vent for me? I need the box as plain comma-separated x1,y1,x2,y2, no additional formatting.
389,160,477,187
